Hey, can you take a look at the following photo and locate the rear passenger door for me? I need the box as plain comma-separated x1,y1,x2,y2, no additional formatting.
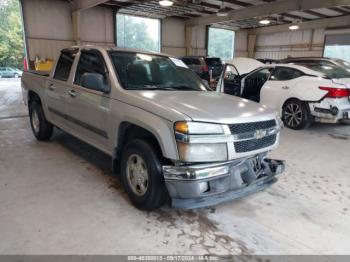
68,49,111,153
46,48,77,129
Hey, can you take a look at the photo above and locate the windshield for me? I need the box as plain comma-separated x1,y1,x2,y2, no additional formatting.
109,51,209,91
302,63,350,79
205,58,222,66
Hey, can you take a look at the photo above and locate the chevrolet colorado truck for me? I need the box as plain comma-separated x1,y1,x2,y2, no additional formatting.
22,46,285,210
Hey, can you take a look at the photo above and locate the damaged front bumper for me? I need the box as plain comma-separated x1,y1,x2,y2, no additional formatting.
163,154,285,209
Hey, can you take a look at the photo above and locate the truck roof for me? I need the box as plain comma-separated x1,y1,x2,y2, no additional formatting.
66,45,173,58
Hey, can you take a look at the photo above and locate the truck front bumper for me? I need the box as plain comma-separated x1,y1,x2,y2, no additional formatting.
163,155,285,209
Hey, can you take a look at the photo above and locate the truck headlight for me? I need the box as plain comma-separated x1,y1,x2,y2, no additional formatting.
177,142,228,162
174,121,228,162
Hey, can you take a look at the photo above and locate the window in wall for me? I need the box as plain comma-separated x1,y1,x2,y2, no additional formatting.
207,27,235,60
324,34,350,63
116,14,160,52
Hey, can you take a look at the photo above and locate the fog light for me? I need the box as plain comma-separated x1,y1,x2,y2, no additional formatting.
198,182,209,193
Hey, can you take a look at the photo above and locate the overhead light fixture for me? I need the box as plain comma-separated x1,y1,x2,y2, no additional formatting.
159,0,173,6
289,24,300,31
259,19,271,25
217,0,228,16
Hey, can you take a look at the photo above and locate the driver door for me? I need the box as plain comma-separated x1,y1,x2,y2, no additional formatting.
220,64,241,96
68,49,112,153
241,67,274,102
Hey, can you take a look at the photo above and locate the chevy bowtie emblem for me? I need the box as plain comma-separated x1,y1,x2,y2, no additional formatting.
255,129,267,139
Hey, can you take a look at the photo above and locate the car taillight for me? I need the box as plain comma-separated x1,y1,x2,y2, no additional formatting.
319,86,350,98
202,65,208,72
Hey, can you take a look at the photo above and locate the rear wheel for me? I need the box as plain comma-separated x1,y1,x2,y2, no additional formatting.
282,99,311,130
29,101,53,140
120,139,167,210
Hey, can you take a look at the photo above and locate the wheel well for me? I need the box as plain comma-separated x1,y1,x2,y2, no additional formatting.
28,90,42,106
115,122,163,160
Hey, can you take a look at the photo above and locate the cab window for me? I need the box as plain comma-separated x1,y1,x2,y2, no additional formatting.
74,51,108,88
53,50,77,81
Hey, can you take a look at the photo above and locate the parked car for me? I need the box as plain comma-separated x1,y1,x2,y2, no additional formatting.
217,57,350,129
0,67,23,78
280,57,350,70
22,46,285,210
257,58,278,64
180,56,223,80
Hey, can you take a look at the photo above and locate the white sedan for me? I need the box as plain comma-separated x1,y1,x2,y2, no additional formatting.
217,58,350,129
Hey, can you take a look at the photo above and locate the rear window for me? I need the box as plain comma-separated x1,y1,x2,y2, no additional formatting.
302,63,350,79
53,50,77,81
205,58,222,66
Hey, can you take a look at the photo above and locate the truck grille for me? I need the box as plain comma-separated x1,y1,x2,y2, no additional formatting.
229,120,277,153
234,134,277,153
229,120,276,134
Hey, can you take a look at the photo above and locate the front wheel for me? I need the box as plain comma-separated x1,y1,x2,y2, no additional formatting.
120,139,167,210
14,73,19,78
282,99,311,130
29,102,53,140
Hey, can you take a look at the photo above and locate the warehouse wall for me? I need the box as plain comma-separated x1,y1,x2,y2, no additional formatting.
234,30,249,57
22,0,114,62
254,29,324,59
161,18,186,56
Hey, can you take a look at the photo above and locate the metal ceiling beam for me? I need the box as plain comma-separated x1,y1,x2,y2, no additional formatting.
75,0,110,11
186,0,350,26
249,14,350,34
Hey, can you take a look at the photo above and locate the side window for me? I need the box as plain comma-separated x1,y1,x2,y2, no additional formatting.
74,51,107,87
270,67,303,81
53,51,76,81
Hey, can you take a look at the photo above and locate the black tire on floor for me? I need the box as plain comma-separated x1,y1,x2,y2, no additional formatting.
120,139,167,210
282,99,312,130
29,101,53,141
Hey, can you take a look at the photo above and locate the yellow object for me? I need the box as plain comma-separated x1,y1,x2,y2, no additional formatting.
35,59,54,71
174,121,188,134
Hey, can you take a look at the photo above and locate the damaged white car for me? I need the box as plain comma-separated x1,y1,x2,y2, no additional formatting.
217,58,350,129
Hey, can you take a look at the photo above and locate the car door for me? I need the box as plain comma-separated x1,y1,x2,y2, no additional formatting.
68,49,111,153
241,67,274,102
260,66,304,111
45,48,78,129
221,64,241,96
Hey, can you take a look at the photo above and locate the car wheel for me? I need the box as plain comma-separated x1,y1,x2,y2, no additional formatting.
282,99,311,130
120,139,167,210
14,73,19,78
29,101,53,140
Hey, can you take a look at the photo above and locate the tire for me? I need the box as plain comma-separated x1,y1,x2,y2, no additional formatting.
29,101,53,141
14,73,19,78
120,139,167,210
282,99,312,130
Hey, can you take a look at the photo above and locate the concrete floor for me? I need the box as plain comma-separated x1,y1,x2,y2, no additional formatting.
0,79,350,255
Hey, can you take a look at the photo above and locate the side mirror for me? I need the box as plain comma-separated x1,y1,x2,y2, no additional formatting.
81,73,110,93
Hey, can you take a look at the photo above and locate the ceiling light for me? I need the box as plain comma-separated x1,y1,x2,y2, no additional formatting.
159,0,173,6
289,24,299,30
259,19,270,25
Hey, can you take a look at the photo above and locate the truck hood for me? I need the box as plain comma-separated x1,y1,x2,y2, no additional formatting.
128,91,277,124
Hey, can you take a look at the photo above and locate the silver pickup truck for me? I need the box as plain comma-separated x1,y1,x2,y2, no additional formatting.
22,46,285,210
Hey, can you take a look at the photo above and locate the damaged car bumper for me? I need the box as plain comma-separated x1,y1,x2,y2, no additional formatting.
163,154,285,209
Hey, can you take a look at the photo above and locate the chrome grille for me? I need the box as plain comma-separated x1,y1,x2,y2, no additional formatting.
234,134,277,153
229,120,276,134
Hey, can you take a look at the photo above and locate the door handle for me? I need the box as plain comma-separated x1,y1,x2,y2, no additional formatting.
48,84,55,90
282,86,289,90
68,90,77,97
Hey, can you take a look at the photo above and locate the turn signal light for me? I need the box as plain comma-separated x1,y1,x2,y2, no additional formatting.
175,122,189,134
319,87,350,98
